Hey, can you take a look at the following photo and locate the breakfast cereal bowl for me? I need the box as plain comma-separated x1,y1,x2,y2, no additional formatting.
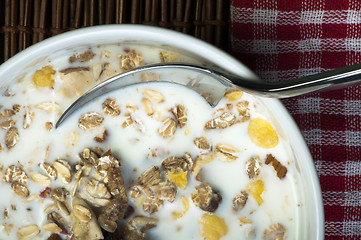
0,25,323,240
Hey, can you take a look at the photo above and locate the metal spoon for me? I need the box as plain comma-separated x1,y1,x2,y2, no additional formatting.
56,62,361,128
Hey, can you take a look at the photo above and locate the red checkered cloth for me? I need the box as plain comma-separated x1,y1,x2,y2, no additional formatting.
230,0,361,239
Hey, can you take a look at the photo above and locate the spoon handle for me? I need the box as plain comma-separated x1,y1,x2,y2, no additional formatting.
226,63,361,98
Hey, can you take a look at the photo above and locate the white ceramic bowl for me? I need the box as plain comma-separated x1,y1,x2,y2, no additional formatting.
0,25,324,239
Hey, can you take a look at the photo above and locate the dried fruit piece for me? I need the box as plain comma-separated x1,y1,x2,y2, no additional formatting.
264,223,286,240
265,154,288,179
247,179,264,205
23,106,34,129
191,183,222,212
141,98,154,116
205,112,236,129
158,117,176,138
5,127,19,149
79,112,104,130
225,90,243,101
200,213,228,240
35,101,60,113
248,118,279,148
246,155,262,179
170,105,187,127
172,196,189,219
42,223,62,233
11,182,30,197
142,89,164,103
31,173,51,186
73,204,92,222
233,190,249,211
194,137,211,152
17,224,40,240
102,98,120,116
33,65,56,88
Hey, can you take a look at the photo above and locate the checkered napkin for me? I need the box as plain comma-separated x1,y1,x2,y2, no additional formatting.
230,0,361,239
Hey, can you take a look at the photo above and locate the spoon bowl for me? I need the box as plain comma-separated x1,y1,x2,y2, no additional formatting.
56,62,361,128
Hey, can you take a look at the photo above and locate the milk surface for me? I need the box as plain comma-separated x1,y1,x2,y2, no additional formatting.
0,44,301,240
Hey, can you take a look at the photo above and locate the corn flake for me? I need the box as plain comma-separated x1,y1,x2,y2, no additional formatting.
200,213,228,240
248,118,278,148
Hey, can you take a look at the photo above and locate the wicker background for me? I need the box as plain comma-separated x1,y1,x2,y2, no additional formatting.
0,0,230,64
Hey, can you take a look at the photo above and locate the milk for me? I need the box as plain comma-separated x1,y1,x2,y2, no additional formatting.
0,44,301,239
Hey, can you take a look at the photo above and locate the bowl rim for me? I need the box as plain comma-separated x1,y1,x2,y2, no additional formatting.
0,24,324,239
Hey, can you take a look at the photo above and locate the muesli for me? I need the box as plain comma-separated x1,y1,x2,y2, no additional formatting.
0,44,299,239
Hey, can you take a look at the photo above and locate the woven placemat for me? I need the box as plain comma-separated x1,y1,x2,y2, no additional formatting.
0,0,229,64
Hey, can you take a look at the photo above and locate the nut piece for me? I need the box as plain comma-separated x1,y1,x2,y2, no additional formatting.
17,224,40,240
102,98,120,116
11,183,30,198
265,154,287,179
141,98,154,116
142,89,164,102
5,127,19,149
233,190,249,211
194,137,211,152
73,204,92,222
52,159,72,183
205,112,236,129
264,223,286,240
225,90,243,101
31,173,51,186
78,112,104,130
42,223,62,233
170,105,187,127
191,183,222,212
45,122,54,131
158,117,176,138
246,156,262,179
